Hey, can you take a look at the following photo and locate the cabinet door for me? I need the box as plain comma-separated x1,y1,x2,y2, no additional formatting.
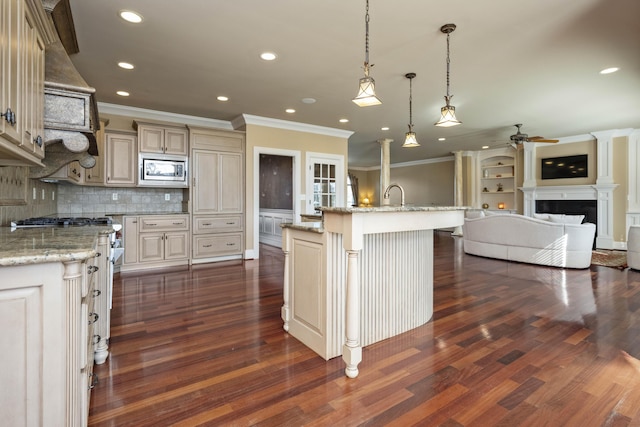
164,128,188,155
0,0,22,144
106,133,136,186
139,125,164,153
123,216,139,265
192,150,219,214
85,122,106,184
19,4,43,158
139,233,164,263
164,232,189,260
220,153,243,213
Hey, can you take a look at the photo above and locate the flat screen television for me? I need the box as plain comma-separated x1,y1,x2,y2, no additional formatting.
541,154,588,180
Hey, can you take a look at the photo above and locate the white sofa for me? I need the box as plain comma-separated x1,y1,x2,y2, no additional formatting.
463,213,596,269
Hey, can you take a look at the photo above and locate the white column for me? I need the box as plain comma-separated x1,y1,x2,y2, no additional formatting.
379,139,393,206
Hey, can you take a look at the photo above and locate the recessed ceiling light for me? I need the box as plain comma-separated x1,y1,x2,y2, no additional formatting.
482,145,489,149
381,127,389,131
339,118,349,123
217,96,229,101
285,108,295,114
302,98,316,104
260,52,277,61
118,62,134,70
438,138,446,141
116,90,130,97
119,10,143,23
600,67,619,74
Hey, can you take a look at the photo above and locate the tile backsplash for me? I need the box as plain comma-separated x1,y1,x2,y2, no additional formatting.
56,184,186,215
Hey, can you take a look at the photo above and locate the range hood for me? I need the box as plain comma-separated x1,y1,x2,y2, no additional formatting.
30,0,100,179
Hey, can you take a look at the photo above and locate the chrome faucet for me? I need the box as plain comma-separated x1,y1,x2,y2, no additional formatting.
383,183,405,207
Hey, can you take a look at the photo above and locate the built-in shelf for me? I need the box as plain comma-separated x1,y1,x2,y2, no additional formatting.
478,152,517,211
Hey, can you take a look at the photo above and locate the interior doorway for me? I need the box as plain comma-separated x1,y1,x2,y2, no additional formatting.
253,147,301,257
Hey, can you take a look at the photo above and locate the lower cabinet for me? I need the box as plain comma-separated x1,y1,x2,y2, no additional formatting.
191,214,243,263
121,214,190,272
0,233,110,426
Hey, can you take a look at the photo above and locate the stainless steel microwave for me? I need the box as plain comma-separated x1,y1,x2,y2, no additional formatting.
138,153,188,187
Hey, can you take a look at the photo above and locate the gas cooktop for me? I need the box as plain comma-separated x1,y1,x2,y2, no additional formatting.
11,217,113,228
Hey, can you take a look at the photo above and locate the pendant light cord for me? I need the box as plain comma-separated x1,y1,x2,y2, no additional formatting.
408,77,413,129
445,32,451,99
364,0,371,75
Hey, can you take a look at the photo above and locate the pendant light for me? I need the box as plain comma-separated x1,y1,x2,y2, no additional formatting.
352,0,382,107
402,73,419,147
435,23,461,127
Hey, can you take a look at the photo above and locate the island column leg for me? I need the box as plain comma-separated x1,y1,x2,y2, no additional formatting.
281,232,290,331
343,249,362,378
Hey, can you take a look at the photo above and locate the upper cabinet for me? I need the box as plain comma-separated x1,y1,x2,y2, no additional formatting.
134,121,188,156
0,0,46,166
105,131,137,187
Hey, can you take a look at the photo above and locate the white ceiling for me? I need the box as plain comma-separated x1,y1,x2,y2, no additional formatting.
67,0,640,168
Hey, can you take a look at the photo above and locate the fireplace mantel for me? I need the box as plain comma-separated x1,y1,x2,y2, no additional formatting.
520,184,619,249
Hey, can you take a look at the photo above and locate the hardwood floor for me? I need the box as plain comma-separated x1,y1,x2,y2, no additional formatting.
89,232,640,426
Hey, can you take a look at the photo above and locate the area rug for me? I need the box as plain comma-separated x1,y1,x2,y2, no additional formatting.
591,250,628,269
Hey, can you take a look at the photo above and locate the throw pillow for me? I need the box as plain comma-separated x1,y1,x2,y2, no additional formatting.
533,213,550,221
466,210,485,219
547,214,585,224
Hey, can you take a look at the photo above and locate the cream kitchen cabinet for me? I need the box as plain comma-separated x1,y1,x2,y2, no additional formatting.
121,214,190,272
134,120,188,156
0,229,112,427
189,127,245,263
105,130,137,187
0,0,46,167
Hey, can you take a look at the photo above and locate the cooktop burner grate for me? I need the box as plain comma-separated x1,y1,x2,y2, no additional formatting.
11,217,113,227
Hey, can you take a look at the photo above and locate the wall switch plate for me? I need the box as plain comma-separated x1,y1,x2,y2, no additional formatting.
165,194,170,201
112,193,118,201
52,191,55,201
33,188,36,200
41,189,45,200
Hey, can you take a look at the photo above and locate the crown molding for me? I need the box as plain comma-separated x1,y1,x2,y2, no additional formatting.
233,114,354,139
97,103,234,129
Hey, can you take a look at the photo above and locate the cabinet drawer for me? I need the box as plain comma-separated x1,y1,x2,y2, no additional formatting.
193,234,243,258
139,215,189,232
194,215,243,233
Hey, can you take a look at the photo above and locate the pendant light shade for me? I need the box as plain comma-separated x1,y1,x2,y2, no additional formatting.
435,23,461,127
353,0,381,107
402,73,420,147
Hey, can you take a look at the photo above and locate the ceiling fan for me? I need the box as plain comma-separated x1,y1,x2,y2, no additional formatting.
509,124,559,148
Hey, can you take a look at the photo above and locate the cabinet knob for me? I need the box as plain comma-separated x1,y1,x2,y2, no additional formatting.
34,135,43,147
88,265,99,274
1,108,16,125
226,243,235,246
88,312,99,324
203,244,212,248
93,334,102,344
93,289,102,297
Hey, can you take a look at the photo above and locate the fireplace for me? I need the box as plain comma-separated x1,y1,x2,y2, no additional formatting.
536,199,597,248
521,184,618,250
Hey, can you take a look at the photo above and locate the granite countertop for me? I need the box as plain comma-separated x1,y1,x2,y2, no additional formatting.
280,221,324,233
0,225,114,266
111,212,189,217
320,206,469,213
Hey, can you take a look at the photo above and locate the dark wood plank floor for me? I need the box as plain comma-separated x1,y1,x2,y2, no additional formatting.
89,232,640,426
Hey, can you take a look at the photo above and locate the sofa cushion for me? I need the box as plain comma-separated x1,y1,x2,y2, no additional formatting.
547,214,585,224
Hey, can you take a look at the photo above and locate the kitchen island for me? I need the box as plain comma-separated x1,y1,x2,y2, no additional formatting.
281,206,465,378
0,225,115,426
